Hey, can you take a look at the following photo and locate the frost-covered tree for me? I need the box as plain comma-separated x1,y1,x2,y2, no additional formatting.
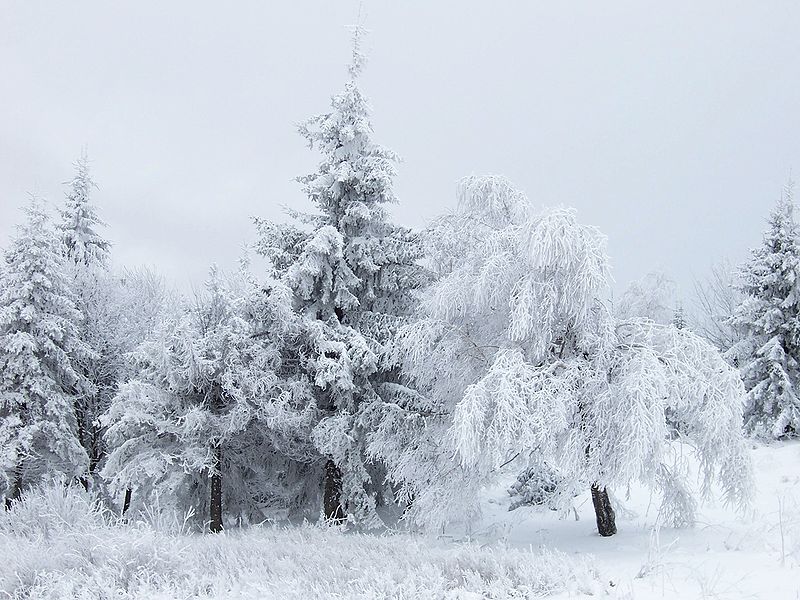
729,181,800,438
76,267,170,497
0,198,94,506
616,271,678,325
57,154,116,483
376,176,752,536
58,152,110,267
101,268,316,531
692,260,745,352
254,29,425,524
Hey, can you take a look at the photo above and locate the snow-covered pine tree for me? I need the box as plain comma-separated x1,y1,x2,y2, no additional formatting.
254,28,425,524
0,198,94,507
58,151,110,267
57,153,116,483
729,180,800,438
101,267,317,530
379,176,752,536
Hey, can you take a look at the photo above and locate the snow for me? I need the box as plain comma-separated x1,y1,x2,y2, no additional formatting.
0,485,600,599
0,441,795,598
466,440,800,599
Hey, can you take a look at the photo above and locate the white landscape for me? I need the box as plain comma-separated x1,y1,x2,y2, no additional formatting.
1,3,799,599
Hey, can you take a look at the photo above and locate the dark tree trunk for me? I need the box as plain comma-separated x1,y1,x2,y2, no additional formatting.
209,445,223,533
76,409,91,491
590,484,617,536
323,459,345,522
4,467,22,510
122,488,132,516
89,427,103,475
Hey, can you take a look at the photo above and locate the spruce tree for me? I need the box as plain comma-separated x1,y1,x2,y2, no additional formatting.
101,267,316,529
58,151,110,267
254,28,425,523
57,153,114,483
0,198,94,506
730,180,800,438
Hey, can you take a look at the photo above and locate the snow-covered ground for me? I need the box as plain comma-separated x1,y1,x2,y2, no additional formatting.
0,441,797,599
469,441,800,599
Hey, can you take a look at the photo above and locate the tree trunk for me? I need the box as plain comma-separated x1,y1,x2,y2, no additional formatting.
122,488,132,516
4,465,22,510
209,445,223,533
590,484,617,536
323,459,345,522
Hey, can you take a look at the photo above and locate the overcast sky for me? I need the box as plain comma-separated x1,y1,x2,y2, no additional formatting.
2,1,799,298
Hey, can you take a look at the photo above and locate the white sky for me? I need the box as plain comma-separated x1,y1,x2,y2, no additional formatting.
1,1,799,297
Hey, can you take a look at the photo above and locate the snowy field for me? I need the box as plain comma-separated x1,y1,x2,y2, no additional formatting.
474,441,800,599
0,441,795,599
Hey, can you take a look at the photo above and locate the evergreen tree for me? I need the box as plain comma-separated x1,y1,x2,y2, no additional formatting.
254,28,426,523
101,268,316,530
0,198,94,506
730,180,800,438
57,153,115,485
58,152,110,267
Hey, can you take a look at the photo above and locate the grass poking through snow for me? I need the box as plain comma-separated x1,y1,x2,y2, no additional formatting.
0,485,601,599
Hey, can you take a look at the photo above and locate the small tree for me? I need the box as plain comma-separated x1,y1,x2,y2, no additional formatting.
0,198,94,506
729,180,800,438
692,260,744,352
101,268,316,530
379,176,752,536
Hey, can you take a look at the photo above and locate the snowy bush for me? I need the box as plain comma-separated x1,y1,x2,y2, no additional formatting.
508,462,578,512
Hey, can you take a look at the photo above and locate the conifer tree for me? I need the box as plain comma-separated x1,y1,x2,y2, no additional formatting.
730,180,800,438
254,28,425,523
0,198,94,506
57,153,115,484
58,151,110,267
101,268,316,529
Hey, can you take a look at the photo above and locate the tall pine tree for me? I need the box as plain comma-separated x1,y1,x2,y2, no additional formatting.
0,198,94,506
730,180,800,438
254,28,425,524
57,153,115,483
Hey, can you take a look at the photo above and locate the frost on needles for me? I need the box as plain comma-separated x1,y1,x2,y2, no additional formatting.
0,198,94,506
252,26,428,526
729,180,800,439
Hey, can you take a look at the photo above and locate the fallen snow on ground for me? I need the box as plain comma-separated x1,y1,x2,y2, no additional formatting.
467,440,800,599
0,487,600,599
0,442,797,599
